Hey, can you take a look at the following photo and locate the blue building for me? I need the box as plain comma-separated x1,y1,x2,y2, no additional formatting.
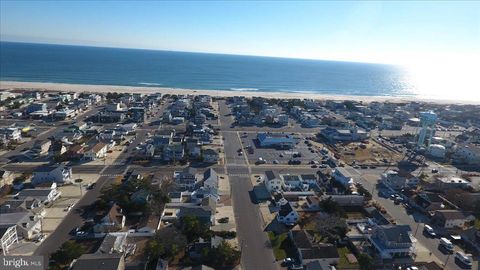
257,133,296,149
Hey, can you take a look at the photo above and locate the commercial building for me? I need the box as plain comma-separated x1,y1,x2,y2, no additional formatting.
257,133,296,149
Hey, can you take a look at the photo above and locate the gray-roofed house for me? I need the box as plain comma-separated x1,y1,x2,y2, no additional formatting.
202,148,219,163
0,212,41,240
0,198,45,216
264,170,284,192
15,187,60,204
177,198,216,225
368,224,416,260
96,233,128,255
31,164,72,185
71,253,125,270
277,200,299,226
174,167,199,191
94,204,126,233
431,210,471,229
202,168,218,189
289,229,339,266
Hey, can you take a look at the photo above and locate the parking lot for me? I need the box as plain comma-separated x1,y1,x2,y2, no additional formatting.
238,132,323,165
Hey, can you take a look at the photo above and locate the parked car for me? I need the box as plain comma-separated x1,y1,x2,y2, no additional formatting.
455,251,472,268
424,224,436,237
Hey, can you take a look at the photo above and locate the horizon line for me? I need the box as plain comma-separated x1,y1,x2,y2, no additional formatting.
0,39,396,66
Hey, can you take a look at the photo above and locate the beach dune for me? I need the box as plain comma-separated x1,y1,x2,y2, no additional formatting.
0,80,476,104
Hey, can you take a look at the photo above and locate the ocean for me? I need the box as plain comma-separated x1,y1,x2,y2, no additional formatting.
1,41,416,97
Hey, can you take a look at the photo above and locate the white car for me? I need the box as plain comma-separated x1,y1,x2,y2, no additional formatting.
455,251,472,268
424,224,436,237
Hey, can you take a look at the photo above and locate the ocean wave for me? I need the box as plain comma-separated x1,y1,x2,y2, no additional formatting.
229,88,259,91
138,82,162,86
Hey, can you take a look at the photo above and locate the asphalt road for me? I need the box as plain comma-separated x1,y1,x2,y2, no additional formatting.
222,129,277,270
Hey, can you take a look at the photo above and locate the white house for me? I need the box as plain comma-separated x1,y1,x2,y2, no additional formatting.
368,225,416,260
432,210,471,229
16,187,61,204
332,167,355,189
32,165,73,185
0,212,42,241
277,200,299,226
0,127,21,141
264,171,284,192
84,142,108,160
380,171,419,191
0,225,18,255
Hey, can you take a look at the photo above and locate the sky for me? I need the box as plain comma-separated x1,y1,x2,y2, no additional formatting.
0,1,479,65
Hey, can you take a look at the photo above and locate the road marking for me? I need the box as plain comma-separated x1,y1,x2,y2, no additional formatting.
228,174,251,177
100,174,123,177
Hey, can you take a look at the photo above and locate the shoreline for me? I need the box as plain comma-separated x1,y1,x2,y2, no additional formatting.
1,80,478,105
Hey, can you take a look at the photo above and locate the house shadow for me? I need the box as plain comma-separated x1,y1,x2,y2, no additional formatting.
264,218,289,234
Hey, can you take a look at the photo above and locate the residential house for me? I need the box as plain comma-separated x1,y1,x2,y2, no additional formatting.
174,168,199,191
332,168,355,189
191,186,219,203
0,198,45,216
431,210,470,229
25,102,47,114
368,224,416,259
15,187,61,204
202,168,218,189
202,148,219,163
71,253,125,270
31,140,52,156
163,143,184,162
137,214,161,234
94,204,126,233
48,140,67,156
277,200,299,225
264,170,284,192
434,176,471,190
64,144,85,160
0,212,41,240
412,192,451,216
175,198,217,225
0,127,21,141
320,126,370,142
31,164,73,185
84,142,108,160
0,170,13,189
454,144,480,165
95,233,129,255
0,225,18,255
289,229,339,266
380,171,419,191
321,195,365,207
304,196,320,211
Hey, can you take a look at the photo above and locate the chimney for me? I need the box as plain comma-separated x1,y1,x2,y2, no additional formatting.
22,223,27,228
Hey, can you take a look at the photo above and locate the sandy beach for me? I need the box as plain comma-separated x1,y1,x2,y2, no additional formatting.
0,80,477,104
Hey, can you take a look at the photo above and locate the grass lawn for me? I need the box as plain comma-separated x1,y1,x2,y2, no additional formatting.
268,232,287,260
337,247,358,269
475,218,480,230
